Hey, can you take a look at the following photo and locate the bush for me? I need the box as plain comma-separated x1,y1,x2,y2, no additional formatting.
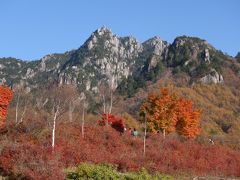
1,121,240,179
66,163,173,180
66,163,120,179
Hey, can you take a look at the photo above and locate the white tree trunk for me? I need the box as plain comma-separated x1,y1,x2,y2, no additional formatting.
69,109,72,122
143,116,147,156
69,101,75,122
81,99,85,138
15,95,20,123
103,94,106,114
19,105,26,123
42,98,49,108
52,105,59,149
108,74,114,115
36,98,48,110
163,128,166,139
106,89,113,127
109,90,113,114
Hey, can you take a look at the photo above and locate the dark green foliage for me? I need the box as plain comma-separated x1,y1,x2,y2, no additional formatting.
194,63,211,77
167,36,207,67
117,56,165,97
235,52,240,59
144,57,165,82
0,57,27,86
117,76,143,97
166,36,237,81
215,120,232,134
230,63,240,74
210,50,225,73
172,67,181,75
235,52,240,64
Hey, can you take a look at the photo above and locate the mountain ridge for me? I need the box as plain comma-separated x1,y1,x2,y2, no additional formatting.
0,27,239,95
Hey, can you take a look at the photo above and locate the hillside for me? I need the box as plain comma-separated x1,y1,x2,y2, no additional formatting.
0,122,240,179
119,82,240,147
1,27,240,179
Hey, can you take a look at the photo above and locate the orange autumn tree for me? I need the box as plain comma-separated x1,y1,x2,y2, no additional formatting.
140,88,201,139
140,88,178,138
0,86,14,131
175,98,202,138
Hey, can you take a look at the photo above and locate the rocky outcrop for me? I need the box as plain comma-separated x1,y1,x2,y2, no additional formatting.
143,36,168,56
199,69,224,84
204,49,210,63
168,36,216,67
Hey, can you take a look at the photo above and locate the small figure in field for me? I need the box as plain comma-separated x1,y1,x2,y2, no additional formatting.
128,128,132,136
132,128,138,137
209,138,214,145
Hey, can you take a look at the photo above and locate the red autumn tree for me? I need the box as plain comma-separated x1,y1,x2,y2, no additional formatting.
98,113,125,133
140,88,201,139
0,86,14,131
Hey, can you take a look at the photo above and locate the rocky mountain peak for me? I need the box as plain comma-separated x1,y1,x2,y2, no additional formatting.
168,36,215,67
85,27,115,51
94,27,113,36
40,54,55,71
143,36,168,56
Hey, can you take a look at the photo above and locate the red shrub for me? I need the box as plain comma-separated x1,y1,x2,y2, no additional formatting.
0,121,240,179
98,113,125,133
0,86,13,131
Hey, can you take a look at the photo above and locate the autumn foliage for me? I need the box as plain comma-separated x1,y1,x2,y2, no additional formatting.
141,88,201,138
0,121,240,179
1,86,240,179
175,98,202,138
98,113,125,133
0,86,13,130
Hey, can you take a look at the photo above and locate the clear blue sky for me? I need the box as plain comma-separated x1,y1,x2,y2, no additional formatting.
0,0,239,60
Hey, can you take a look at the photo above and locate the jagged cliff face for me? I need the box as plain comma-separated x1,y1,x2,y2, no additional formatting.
0,27,238,93
58,27,167,92
168,36,214,66
60,27,142,90
0,53,70,91
168,36,229,84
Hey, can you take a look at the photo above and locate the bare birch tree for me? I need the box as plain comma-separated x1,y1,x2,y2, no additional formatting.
48,85,72,150
78,92,87,138
108,75,116,114
52,101,60,149
19,105,27,123
14,88,31,124
15,95,20,123
143,115,147,156
98,75,117,126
